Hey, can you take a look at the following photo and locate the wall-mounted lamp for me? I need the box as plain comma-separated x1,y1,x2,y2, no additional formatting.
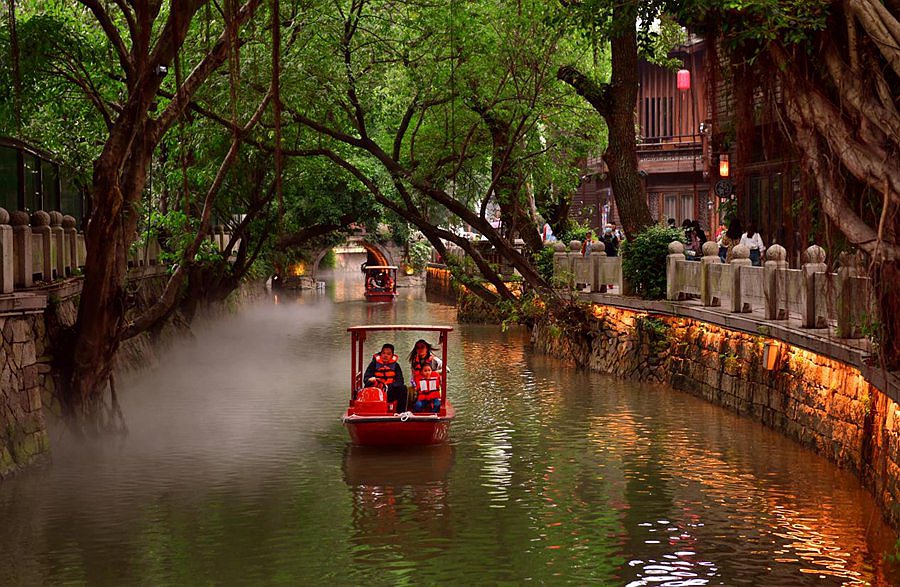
762,341,780,370
719,153,730,178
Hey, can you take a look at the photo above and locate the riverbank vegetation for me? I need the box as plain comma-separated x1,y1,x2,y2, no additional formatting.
1,0,897,427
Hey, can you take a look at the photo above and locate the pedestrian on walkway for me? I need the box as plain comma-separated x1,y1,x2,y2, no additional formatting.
740,222,766,266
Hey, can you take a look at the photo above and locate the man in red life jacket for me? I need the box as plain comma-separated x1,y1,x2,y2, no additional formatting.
363,343,408,413
413,364,441,413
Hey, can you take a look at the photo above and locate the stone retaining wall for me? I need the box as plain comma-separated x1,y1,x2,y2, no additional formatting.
0,276,264,479
533,304,900,529
0,313,50,477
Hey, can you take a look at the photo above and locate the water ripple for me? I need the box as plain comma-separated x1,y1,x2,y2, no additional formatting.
0,283,895,585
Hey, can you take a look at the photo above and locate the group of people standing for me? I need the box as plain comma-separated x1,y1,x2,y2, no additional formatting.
715,219,766,266
670,217,766,267
580,225,623,257
363,340,444,414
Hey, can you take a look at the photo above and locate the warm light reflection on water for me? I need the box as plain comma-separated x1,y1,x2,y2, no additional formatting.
0,274,896,585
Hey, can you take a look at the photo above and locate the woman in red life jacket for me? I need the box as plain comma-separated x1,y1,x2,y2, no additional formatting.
413,364,441,413
363,343,408,413
407,339,443,383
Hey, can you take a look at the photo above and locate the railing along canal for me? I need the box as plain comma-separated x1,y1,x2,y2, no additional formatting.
0,207,239,296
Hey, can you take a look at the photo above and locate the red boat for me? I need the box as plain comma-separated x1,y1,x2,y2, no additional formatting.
363,265,398,301
342,325,455,446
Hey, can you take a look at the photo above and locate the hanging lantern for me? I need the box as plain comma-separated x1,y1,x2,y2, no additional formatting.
677,69,691,91
719,153,730,178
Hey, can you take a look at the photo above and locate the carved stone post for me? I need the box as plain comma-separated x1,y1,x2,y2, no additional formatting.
567,240,581,289
590,249,607,293
0,208,12,293
666,241,685,301
552,241,568,287
215,224,226,251
764,244,788,320
31,210,52,281
10,211,32,288
802,245,827,328
49,211,66,279
729,244,752,313
700,241,721,306
63,215,78,274
837,251,864,338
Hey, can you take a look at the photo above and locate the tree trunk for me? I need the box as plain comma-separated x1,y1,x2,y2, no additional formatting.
68,166,129,417
873,259,900,370
557,5,653,238
604,9,653,237
6,0,22,135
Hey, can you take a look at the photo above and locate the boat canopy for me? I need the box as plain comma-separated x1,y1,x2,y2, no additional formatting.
347,324,453,333
363,265,399,271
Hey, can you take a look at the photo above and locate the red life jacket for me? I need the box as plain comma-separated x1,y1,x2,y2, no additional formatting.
415,374,441,402
411,354,437,380
372,354,399,386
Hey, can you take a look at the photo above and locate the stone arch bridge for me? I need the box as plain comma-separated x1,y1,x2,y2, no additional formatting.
309,235,404,280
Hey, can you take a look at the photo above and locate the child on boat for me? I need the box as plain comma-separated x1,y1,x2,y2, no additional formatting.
413,364,442,414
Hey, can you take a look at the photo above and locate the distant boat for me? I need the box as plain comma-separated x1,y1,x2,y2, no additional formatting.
341,324,455,446
363,265,398,302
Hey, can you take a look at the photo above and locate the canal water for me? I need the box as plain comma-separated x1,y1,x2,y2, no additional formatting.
1,277,898,585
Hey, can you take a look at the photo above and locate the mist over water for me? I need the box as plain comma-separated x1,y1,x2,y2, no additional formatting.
0,273,897,585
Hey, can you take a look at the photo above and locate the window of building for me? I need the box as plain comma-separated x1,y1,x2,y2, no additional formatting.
680,193,695,223
60,168,84,223
0,146,19,212
41,159,60,211
24,153,41,212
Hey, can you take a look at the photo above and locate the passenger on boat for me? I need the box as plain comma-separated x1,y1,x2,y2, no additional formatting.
413,364,442,413
364,343,408,413
407,339,443,382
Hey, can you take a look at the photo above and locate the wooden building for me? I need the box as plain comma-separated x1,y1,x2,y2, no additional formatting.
0,137,87,223
572,37,714,235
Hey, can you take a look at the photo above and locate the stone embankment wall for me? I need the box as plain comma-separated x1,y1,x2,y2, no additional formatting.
1,313,51,476
0,275,181,478
533,304,900,529
0,276,264,479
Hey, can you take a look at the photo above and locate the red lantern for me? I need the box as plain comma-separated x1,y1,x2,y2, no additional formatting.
677,69,690,91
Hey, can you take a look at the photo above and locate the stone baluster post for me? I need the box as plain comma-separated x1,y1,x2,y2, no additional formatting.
10,211,32,288
0,208,12,293
700,241,722,306
31,210,56,281
31,211,52,282
552,241,568,288
215,224,226,252
567,240,581,288
728,244,752,313
837,251,863,338
63,215,78,274
590,248,607,293
802,245,827,328
666,241,685,301
49,211,66,279
764,244,788,320
148,237,159,265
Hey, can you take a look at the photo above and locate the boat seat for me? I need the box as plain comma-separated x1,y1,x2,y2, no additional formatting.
355,387,388,416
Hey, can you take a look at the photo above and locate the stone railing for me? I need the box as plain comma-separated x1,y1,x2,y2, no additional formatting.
552,240,628,294
552,238,875,340
1,208,92,293
665,241,872,338
0,208,245,295
441,239,525,276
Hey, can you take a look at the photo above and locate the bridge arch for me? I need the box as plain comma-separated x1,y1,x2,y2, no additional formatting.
310,238,396,279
